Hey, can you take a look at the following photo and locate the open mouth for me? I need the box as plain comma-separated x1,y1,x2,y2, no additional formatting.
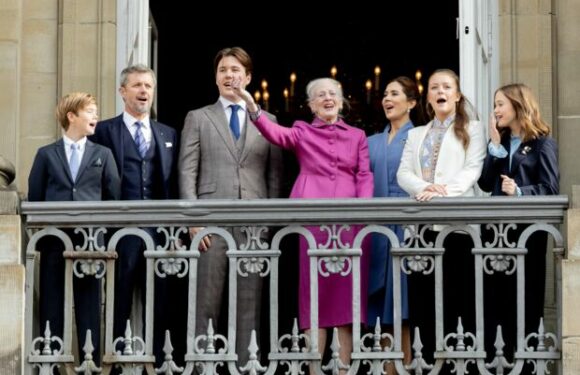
436,98,447,104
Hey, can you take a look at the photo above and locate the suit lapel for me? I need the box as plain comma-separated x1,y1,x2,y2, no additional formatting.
110,115,127,172
207,102,238,159
54,139,74,182
240,113,258,163
414,121,432,173
510,139,533,174
150,120,169,183
75,140,96,181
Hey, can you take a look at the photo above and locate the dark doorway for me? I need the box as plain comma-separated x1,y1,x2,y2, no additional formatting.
148,4,459,134
150,4,460,370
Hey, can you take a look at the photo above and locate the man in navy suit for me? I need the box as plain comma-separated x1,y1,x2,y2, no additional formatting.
90,64,178,367
28,92,121,367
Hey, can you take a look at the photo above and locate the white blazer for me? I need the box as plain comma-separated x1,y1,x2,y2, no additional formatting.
397,119,486,197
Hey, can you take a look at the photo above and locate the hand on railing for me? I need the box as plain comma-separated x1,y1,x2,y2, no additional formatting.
415,184,447,201
189,226,212,251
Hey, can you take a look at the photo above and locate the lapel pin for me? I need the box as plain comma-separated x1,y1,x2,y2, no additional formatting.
521,146,531,155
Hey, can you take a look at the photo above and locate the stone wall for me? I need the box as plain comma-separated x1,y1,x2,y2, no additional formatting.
0,158,23,374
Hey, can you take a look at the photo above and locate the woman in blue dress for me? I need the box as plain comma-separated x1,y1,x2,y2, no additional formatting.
367,76,424,363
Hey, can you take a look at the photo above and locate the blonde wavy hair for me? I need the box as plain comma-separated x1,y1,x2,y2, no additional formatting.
495,83,550,142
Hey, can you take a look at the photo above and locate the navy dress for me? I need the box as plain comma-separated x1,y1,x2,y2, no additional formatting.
367,122,413,325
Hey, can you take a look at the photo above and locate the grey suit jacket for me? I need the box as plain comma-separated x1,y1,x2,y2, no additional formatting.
28,138,121,202
178,101,282,200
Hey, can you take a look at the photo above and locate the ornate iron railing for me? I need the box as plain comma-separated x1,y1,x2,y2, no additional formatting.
21,196,568,374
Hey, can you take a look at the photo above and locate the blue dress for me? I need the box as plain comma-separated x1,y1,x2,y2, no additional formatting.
367,122,413,325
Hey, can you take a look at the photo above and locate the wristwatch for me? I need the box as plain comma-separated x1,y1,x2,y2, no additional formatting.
248,105,262,121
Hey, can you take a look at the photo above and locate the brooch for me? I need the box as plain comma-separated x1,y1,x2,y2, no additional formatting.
521,146,531,155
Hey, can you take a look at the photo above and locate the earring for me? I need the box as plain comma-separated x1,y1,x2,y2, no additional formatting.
406,108,411,113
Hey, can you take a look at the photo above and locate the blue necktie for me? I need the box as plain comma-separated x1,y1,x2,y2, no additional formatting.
134,121,148,158
69,143,80,181
229,104,241,140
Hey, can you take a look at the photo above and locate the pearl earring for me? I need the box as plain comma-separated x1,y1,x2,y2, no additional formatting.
406,108,411,113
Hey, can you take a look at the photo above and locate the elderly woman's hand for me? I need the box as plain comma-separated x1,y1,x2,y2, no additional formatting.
231,78,259,112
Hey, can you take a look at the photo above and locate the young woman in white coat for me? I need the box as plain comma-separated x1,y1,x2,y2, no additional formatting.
396,69,486,368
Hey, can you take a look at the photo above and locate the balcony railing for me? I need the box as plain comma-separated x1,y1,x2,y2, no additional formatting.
21,196,568,374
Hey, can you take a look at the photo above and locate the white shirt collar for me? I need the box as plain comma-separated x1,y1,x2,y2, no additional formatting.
62,134,87,149
219,96,247,112
123,112,151,130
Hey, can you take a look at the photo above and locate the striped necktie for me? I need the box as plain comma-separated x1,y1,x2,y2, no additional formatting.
133,121,148,158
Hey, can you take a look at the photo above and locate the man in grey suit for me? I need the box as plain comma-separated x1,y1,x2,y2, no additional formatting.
178,46,282,366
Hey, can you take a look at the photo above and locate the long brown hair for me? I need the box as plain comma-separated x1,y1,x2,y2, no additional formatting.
426,69,471,149
495,83,550,142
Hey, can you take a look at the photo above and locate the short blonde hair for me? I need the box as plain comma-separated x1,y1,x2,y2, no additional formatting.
55,92,97,130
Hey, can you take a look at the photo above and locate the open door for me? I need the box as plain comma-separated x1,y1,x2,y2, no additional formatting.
459,0,499,123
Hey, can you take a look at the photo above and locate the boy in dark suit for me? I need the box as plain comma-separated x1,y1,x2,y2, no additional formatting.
28,92,120,367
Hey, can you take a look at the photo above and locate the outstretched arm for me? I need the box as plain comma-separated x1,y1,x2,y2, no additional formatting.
231,79,300,150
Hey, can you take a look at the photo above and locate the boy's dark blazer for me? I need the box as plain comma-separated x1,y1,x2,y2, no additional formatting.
28,138,120,201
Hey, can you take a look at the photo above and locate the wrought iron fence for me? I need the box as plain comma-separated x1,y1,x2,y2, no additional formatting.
21,196,567,374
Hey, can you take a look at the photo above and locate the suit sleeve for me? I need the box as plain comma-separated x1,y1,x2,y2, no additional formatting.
477,142,501,193
397,130,430,196
265,113,283,198
356,131,374,197
168,128,179,199
447,121,487,197
88,123,104,145
178,111,200,199
28,150,48,202
444,121,487,196
520,137,559,195
101,149,121,200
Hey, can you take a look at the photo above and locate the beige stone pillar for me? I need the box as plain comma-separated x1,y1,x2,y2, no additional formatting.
1,0,118,197
555,0,580,196
0,157,23,374
556,0,580,368
563,187,580,373
0,0,25,196
498,0,554,123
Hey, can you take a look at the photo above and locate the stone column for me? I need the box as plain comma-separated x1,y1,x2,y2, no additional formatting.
563,186,580,373
0,156,23,375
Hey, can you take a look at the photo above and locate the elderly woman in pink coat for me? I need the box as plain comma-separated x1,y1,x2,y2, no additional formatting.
233,77,373,370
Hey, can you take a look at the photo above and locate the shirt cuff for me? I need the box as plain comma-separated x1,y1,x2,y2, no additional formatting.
248,105,262,122
488,142,508,158
516,186,523,196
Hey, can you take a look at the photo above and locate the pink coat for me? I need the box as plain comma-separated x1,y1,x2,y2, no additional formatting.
253,115,373,328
